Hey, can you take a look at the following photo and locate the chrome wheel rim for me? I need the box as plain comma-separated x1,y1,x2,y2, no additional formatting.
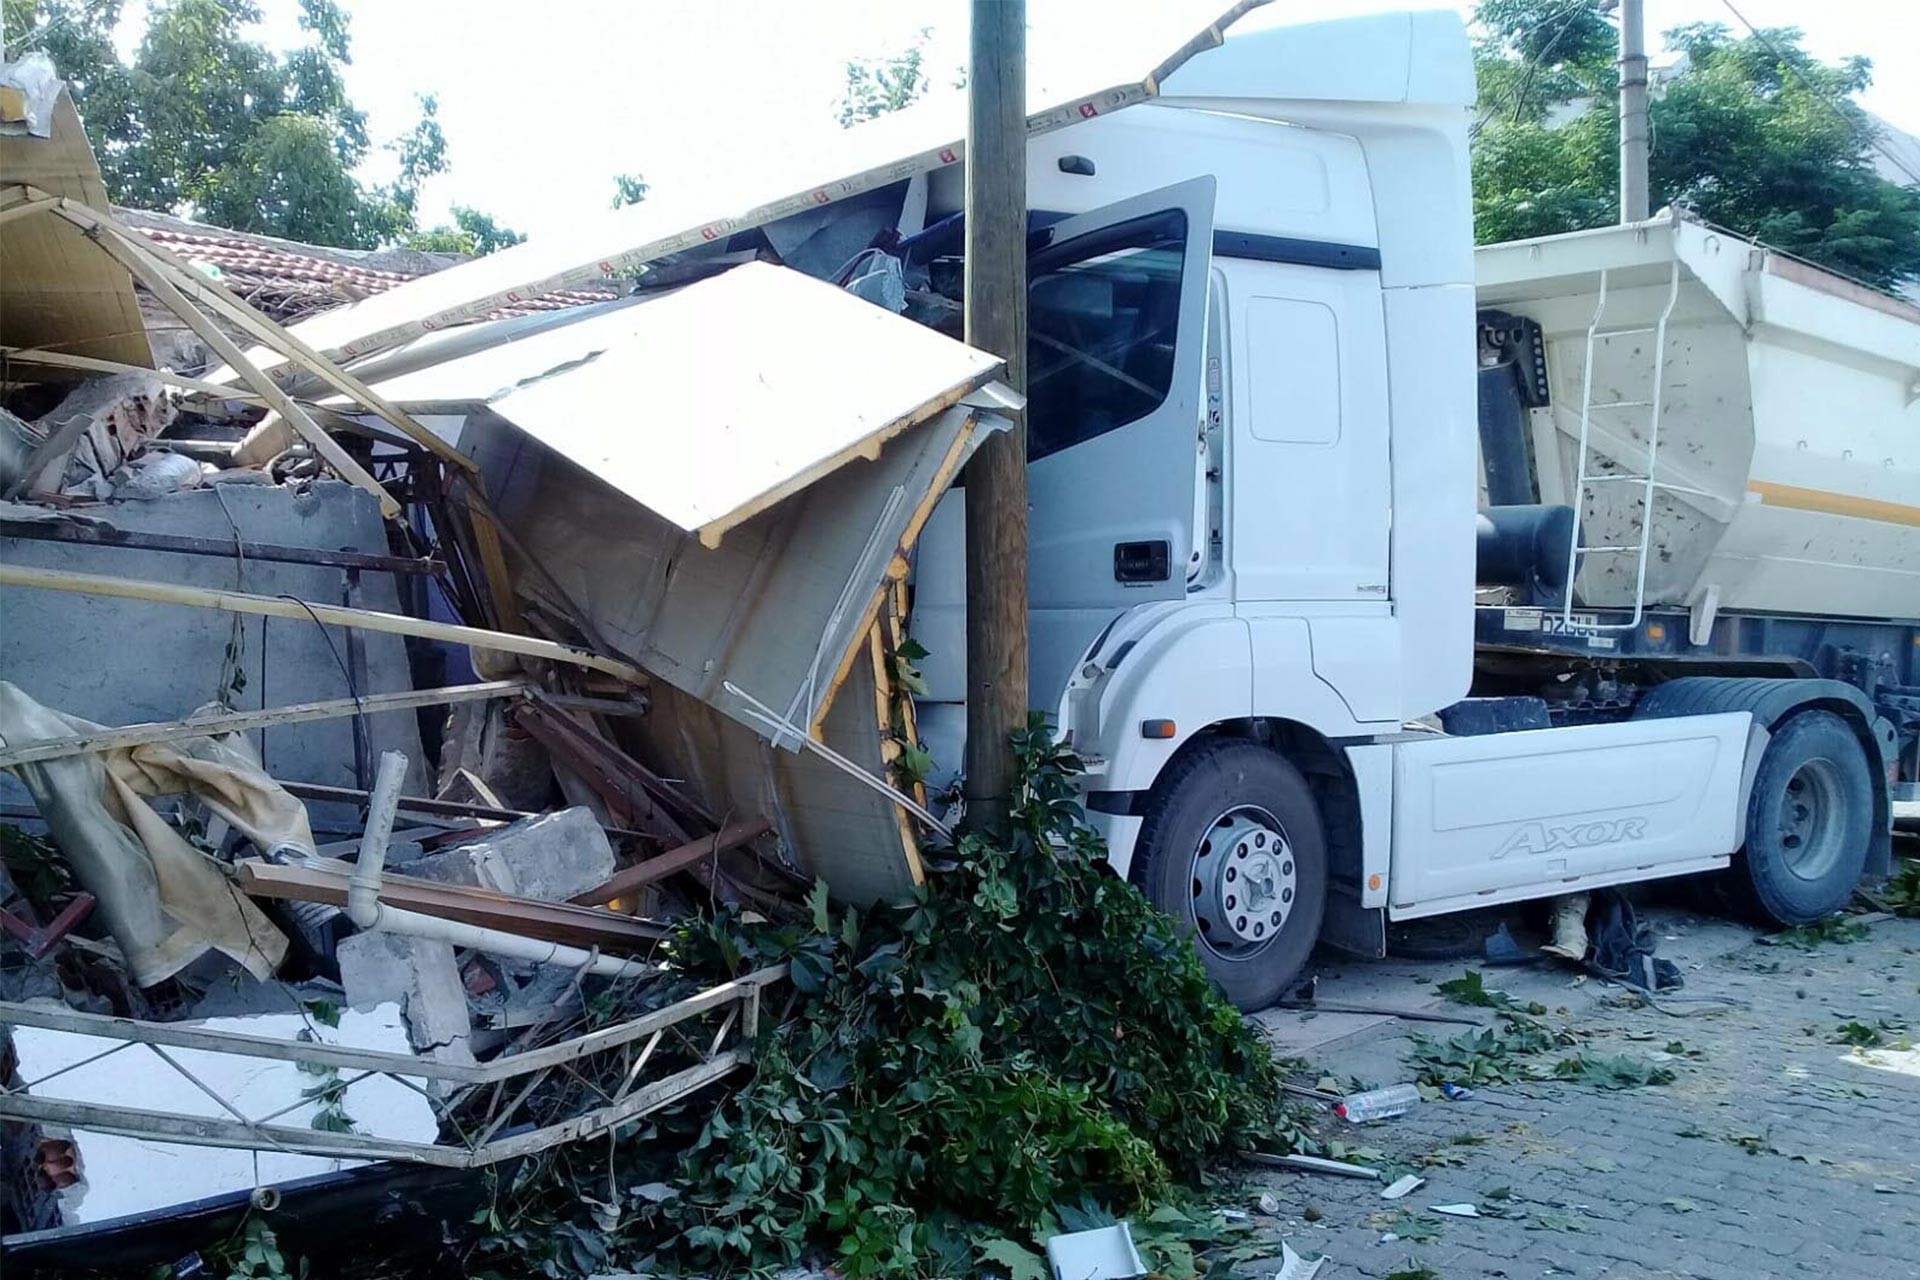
1189,805,1295,959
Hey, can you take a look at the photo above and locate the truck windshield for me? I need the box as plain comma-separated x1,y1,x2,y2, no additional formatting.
1026,210,1187,462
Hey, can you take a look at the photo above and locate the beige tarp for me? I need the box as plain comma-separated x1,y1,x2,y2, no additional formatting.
0,78,152,370
0,682,304,985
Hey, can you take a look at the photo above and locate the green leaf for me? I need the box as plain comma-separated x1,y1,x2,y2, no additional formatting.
975,1236,1047,1280
809,879,833,936
894,741,934,783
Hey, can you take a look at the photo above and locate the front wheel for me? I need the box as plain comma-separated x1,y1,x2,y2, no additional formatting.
1130,738,1327,1011
1736,710,1873,925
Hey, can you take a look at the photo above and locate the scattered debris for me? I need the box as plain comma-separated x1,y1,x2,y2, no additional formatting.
1380,1174,1425,1201
1044,1222,1147,1280
1429,1203,1479,1218
1335,1082,1420,1122
1274,1242,1328,1280
1242,1151,1382,1180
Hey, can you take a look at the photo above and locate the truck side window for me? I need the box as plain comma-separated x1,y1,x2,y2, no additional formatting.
1026,210,1187,463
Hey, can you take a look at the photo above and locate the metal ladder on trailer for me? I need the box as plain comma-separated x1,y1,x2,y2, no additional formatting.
1558,258,1714,632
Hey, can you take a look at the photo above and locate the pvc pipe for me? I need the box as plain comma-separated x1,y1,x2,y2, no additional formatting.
343,750,654,980
357,903,657,979
346,751,408,929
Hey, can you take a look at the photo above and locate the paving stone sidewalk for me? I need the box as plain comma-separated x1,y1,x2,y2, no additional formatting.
1235,905,1920,1279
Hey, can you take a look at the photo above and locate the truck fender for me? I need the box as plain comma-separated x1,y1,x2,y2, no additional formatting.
1074,611,1253,877
1075,610,1378,877
1632,676,1894,877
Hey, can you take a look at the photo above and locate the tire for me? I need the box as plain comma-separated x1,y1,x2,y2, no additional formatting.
1735,710,1873,925
1130,738,1327,1011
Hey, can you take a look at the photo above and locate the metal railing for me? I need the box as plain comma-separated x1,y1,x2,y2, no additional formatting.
0,965,785,1169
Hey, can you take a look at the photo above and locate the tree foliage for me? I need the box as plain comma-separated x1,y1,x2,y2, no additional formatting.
837,28,932,128
610,171,649,209
1470,1,1920,288
467,719,1311,1280
1,0,510,251
404,205,525,257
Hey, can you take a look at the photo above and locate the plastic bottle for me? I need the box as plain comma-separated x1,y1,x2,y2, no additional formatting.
1333,1083,1421,1122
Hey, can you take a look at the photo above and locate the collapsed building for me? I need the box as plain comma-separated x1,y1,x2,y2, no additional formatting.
0,7,1262,1262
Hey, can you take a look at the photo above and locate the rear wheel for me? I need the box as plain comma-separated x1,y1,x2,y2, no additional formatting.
1736,710,1872,924
1131,738,1327,1011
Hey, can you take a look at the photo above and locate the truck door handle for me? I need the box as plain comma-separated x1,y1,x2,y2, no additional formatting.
1113,540,1171,583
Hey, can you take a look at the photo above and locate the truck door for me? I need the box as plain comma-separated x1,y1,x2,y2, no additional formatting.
1025,176,1218,708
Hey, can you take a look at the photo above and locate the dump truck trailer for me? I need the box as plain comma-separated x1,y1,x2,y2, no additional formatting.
1471,215,1918,777
905,10,1916,1007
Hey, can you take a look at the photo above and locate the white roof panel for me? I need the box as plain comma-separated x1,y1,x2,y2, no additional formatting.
372,261,1002,546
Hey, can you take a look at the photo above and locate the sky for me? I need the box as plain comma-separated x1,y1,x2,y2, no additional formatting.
124,0,1920,241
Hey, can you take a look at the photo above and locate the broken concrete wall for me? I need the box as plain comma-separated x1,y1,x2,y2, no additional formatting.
391,807,614,903
0,480,427,832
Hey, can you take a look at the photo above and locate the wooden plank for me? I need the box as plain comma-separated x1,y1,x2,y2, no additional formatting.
572,819,774,907
868,622,926,886
808,414,980,737
461,480,524,631
0,344,264,402
237,860,671,951
507,697,704,839
0,679,527,769
75,205,476,473
0,562,647,684
0,194,59,227
49,201,400,518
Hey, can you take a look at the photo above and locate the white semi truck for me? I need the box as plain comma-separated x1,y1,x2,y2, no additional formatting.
899,10,1919,1007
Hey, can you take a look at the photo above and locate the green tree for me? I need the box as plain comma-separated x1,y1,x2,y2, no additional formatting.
1470,2,1920,289
836,28,931,128
1,0,511,252
406,205,525,256
610,171,649,209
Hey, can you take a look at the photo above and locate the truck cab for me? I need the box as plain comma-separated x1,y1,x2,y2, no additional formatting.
911,10,1897,1007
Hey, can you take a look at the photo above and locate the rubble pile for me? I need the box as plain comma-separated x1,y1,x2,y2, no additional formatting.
0,48,1015,1269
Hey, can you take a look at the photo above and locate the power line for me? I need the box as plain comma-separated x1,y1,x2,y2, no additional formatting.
1718,0,1920,187
1471,0,1603,139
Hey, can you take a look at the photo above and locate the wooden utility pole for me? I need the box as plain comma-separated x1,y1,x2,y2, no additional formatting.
1618,0,1651,222
962,0,1029,835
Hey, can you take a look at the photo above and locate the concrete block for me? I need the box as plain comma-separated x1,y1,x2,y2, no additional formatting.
391,806,615,903
336,931,472,1065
